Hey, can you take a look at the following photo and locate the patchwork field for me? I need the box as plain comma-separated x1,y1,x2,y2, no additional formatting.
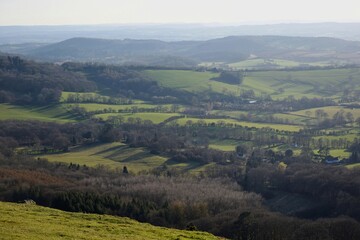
41,142,168,173
0,201,219,240
145,70,238,94
95,112,181,124
144,68,360,101
0,104,76,123
229,58,329,69
243,68,360,99
291,106,360,119
174,117,303,132
41,142,211,174
65,103,178,112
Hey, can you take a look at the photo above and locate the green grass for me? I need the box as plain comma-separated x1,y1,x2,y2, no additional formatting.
242,68,360,99
0,201,220,240
208,139,240,152
65,103,179,112
145,70,238,95
346,163,360,169
329,149,351,159
95,112,181,124
292,106,360,119
145,68,360,100
42,142,212,174
0,104,76,123
175,117,302,132
229,58,329,69
42,143,168,173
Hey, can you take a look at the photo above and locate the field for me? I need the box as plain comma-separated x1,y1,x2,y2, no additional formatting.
209,139,240,152
145,68,360,101
145,70,238,94
291,106,360,119
242,68,360,99
229,58,329,69
174,117,303,132
41,143,168,173
0,201,219,240
0,104,76,123
41,142,211,174
65,103,177,112
95,112,181,124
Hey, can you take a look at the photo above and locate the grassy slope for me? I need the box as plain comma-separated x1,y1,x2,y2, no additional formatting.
144,70,237,94
175,117,302,132
42,143,213,174
291,106,360,119
0,201,220,240
42,143,168,173
65,103,177,112
145,68,360,100
229,58,329,69
243,68,360,99
95,112,181,124
0,104,76,123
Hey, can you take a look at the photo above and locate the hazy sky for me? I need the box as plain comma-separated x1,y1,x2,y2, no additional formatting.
0,0,360,26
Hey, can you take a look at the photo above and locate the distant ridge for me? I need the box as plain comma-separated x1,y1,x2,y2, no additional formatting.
24,35,360,65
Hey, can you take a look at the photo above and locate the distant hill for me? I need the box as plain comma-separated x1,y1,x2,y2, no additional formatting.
25,35,360,65
1,22,360,44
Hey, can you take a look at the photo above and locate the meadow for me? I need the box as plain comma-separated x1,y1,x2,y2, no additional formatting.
228,58,329,69
95,112,181,124
0,104,76,123
41,142,168,173
41,142,212,174
0,201,219,240
144,68,360,101
243,68,360,99
174,117,303,132
291,106,360,119
144,70,237,95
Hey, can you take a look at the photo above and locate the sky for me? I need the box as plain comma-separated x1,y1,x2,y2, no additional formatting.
0,0,360,26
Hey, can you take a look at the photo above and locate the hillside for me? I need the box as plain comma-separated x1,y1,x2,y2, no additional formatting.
0,201,221,240
24,36,360,65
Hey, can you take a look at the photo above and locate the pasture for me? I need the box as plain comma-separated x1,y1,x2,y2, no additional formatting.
291,106,360,120
0,201,218,240
175,117,303,132
243,68,360,99
41,142,168,173
144,70,238,95
0,104,76,123
94,112,181,124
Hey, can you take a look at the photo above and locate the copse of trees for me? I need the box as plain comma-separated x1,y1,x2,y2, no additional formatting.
0,56,97,104
212,71,244,85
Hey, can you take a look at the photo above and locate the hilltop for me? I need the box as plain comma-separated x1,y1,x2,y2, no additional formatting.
6,35,360,66
0,201,221,240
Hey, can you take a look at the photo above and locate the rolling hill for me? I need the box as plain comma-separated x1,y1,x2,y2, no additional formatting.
25,35,360,64
0,201,221,240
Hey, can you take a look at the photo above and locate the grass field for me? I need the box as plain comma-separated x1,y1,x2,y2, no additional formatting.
0,104,76,123
42,143,168,173
175,117,303,132
209,139,240,152
242,68,360,99
0,201,220,240
144,68,360,100
95,112,181,124
145,70,238,95
229,58,329,69
346,163,360,169
42,142,215,174
65,103,178,112
291,106,360,119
